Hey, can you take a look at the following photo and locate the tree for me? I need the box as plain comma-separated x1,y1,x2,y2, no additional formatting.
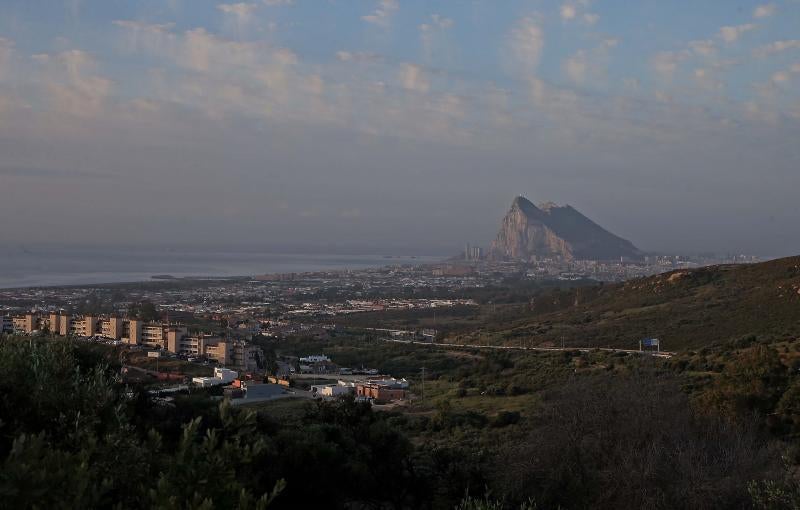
492,372,779,509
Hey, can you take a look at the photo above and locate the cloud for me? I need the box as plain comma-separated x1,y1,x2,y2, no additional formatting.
754,40,800,58
362,0,398,28
771,63,800,85
114,22,328,123
564,50,587,83
335,51,383,63
508,17,544,75
652,50,687,78
218,3,259,37
218,3,258,22
693,68,723,91
32,50,112,116
718,24,756,44
583,13,599,25
563,38,616,85
688,39,716,57
420,14,454,61
753,3,776,19
66,8,800,153
772,70,790,84
113,20,177,54
263,0,292,5
560,4,577,21
110,20,483,144
429,14,453,30
399,63,429,93
560,1,598,25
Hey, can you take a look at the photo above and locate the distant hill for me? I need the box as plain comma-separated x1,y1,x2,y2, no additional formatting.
490,196,642,261
452,256,800,351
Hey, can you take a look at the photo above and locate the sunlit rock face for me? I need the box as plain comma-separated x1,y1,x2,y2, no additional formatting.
490,196,642,262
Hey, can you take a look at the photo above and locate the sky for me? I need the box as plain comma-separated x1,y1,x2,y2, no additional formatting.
0,0,798,256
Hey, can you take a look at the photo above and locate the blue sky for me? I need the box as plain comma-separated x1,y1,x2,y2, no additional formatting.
0,1,798,255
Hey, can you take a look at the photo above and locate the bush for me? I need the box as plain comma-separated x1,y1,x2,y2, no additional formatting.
491,411,521,428
493,373,779,509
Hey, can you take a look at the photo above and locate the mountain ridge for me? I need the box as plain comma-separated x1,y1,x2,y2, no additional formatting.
450,255,800,351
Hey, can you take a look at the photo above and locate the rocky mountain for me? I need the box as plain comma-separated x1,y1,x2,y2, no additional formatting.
490,196,642,261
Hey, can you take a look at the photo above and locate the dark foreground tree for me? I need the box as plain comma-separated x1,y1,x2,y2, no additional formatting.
492,372,780,510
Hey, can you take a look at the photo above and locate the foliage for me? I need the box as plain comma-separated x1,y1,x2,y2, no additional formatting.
449,256,800,351
492,372,779,509
127,300,161,321
4,333,800,509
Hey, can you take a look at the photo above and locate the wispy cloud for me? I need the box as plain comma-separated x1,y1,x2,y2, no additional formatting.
362,0,398,28
753,3,776,19
754,39,800,58
32,50,113,117
688,39,716,57
218,3,259,37
718,24,756,44
508,17,545,75
419,14,454,62
398,63,429,93
564,38,617,85
218,3,258,22
652,50,687,78
560,1,599,25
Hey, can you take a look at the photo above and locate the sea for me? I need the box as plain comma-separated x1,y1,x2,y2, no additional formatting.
0,246,442,289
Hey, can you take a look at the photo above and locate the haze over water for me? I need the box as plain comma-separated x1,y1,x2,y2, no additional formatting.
0,247,439,289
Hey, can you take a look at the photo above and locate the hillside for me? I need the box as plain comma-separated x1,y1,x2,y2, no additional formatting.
451,255,800,351
490,196,642,261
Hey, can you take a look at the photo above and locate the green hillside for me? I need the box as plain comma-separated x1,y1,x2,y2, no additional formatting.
449,256,800,351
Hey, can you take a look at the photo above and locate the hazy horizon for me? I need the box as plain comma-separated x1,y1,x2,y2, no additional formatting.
1,1,798,256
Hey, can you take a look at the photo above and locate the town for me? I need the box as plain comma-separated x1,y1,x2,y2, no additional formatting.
1,309,417,403
0,251,760,409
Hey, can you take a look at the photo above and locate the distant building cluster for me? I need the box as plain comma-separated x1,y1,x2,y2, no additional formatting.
2,313,262,372
464,243,484,261
431,265,475,277
311,377,410,402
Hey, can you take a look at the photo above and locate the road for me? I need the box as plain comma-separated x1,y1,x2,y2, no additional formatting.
292,373,382,382
380,338,674,358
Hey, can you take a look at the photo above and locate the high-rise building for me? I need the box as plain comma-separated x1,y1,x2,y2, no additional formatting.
464,244,483,261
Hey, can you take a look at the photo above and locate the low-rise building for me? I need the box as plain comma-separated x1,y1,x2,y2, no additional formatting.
299,354,330,363
214,367,238,383
355,377,409,401
356,383,407,401
312,381,355,398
